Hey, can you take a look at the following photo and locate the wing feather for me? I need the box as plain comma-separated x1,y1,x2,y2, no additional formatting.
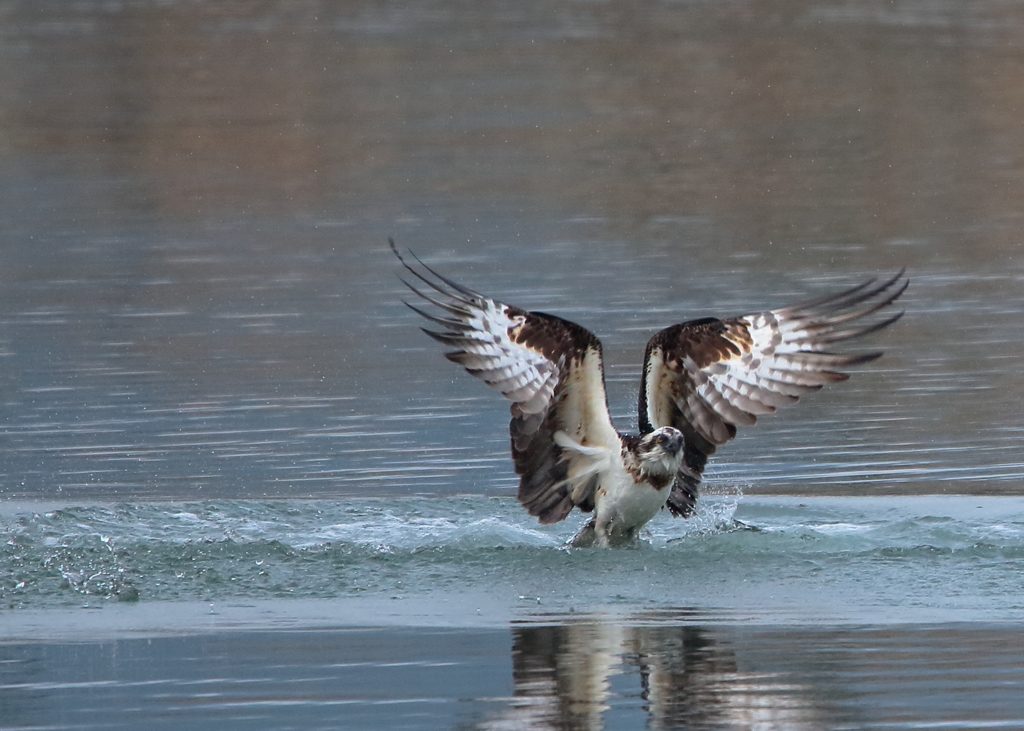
643,270,907,518
392,240,623,525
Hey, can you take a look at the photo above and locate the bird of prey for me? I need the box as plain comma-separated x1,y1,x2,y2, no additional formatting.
392,240,906,546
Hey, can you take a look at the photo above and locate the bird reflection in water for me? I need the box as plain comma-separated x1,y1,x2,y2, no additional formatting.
479,613,823,730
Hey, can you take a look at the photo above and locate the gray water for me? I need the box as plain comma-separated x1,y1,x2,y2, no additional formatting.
3,623,1024,730
3,0,1024,728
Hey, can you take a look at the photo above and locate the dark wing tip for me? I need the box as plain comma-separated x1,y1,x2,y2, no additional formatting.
388,236,406,266
842,350,884,367
390,238,488,308
778,268,909,322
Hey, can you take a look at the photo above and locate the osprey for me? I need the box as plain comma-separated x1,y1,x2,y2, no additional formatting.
392,240,906,547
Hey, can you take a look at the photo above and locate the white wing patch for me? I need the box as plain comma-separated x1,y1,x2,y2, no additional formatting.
393,241,626,524
439,297,560,417
643,271,907,450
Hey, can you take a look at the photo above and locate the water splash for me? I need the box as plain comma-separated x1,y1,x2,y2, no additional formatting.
3,494,1024,622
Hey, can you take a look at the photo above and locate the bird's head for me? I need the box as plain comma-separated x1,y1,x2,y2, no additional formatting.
636,426,685,477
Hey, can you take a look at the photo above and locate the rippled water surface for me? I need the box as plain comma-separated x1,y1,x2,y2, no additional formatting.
3,0,1024,728
1,2,1023,505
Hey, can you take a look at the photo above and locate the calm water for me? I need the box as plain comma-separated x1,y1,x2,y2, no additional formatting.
3,623,1024,730
3,0,1024,728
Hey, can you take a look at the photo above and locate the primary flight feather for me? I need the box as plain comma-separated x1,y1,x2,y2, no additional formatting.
392,240,906,546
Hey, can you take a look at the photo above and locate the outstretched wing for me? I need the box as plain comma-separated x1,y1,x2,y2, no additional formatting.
640,270,908,517
392,240,623,524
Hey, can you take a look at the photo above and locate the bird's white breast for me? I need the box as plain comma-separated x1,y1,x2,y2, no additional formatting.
595,469,670,538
